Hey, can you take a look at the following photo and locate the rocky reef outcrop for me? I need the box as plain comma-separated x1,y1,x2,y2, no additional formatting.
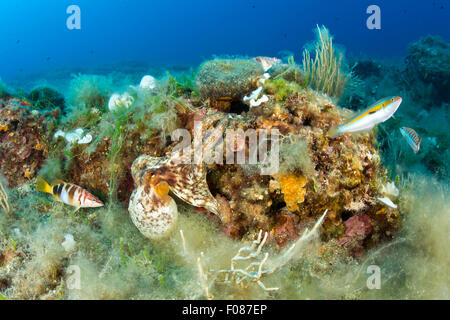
405,35,450,104
0,98,55,187
124,73,400,249
28,86,65,111
195,59,264,111
1,59,401,256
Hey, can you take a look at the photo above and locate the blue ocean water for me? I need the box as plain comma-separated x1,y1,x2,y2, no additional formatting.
0,0,449,81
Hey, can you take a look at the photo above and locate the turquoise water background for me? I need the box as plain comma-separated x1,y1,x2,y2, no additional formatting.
0,0,449,80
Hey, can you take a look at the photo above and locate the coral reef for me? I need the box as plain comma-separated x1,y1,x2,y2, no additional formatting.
0,99,53,187
1,59,402,255
121,71,400,248
273,174,307,212
1,29,448,299
338,214,372,257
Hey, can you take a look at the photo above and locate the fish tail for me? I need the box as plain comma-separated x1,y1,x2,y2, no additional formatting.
417,137,423,151
36,176,52,194
327,125,341,138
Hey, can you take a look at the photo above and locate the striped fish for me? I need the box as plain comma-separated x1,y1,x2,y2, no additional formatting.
329,96,403,138
400,127,422,153
254,56,281,72
36,176,104,209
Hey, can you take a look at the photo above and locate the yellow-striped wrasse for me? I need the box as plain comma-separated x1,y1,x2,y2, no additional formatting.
329,96,402,138
36,176,104,208
400,127,422,153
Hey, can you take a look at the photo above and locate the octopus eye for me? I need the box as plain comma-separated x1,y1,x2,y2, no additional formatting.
143,171,156,184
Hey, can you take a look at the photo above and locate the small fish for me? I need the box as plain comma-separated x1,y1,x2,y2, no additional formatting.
329,96,402,138
36,176,104,209
400,127,422,153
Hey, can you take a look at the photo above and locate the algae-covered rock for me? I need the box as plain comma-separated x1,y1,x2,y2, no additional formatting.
406,36,450,103
270,63,305,84
0,99,53,187
195,59,264,101
28,86,65,110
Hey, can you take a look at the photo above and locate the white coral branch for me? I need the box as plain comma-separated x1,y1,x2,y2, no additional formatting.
214,209,328,292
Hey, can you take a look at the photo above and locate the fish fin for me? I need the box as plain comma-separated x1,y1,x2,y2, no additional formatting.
36,176,52,194
327,126,340,138
416,137,423,152
51,195,62,203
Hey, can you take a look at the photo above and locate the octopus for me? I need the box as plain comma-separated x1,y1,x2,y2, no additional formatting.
128,113,230,239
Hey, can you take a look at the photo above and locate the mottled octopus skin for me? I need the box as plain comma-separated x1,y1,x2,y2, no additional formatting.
129,182,178,239
129,113,229,239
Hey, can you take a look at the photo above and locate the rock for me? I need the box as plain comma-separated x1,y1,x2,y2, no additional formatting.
28,86,65,110
406,36,450,104
270,63,305,84
0,100,51,187
195,59,264,101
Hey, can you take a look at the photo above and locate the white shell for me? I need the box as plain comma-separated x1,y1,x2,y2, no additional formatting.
243,87,263,103
53,128,92,145
54,130,66,139
108,93,121,111
250,95,269,107
243,86,269,107
78,133,93,144
139,75,158,90
381,182,399,198
64,129,84,144
377,197,398,209
108,92,134,112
